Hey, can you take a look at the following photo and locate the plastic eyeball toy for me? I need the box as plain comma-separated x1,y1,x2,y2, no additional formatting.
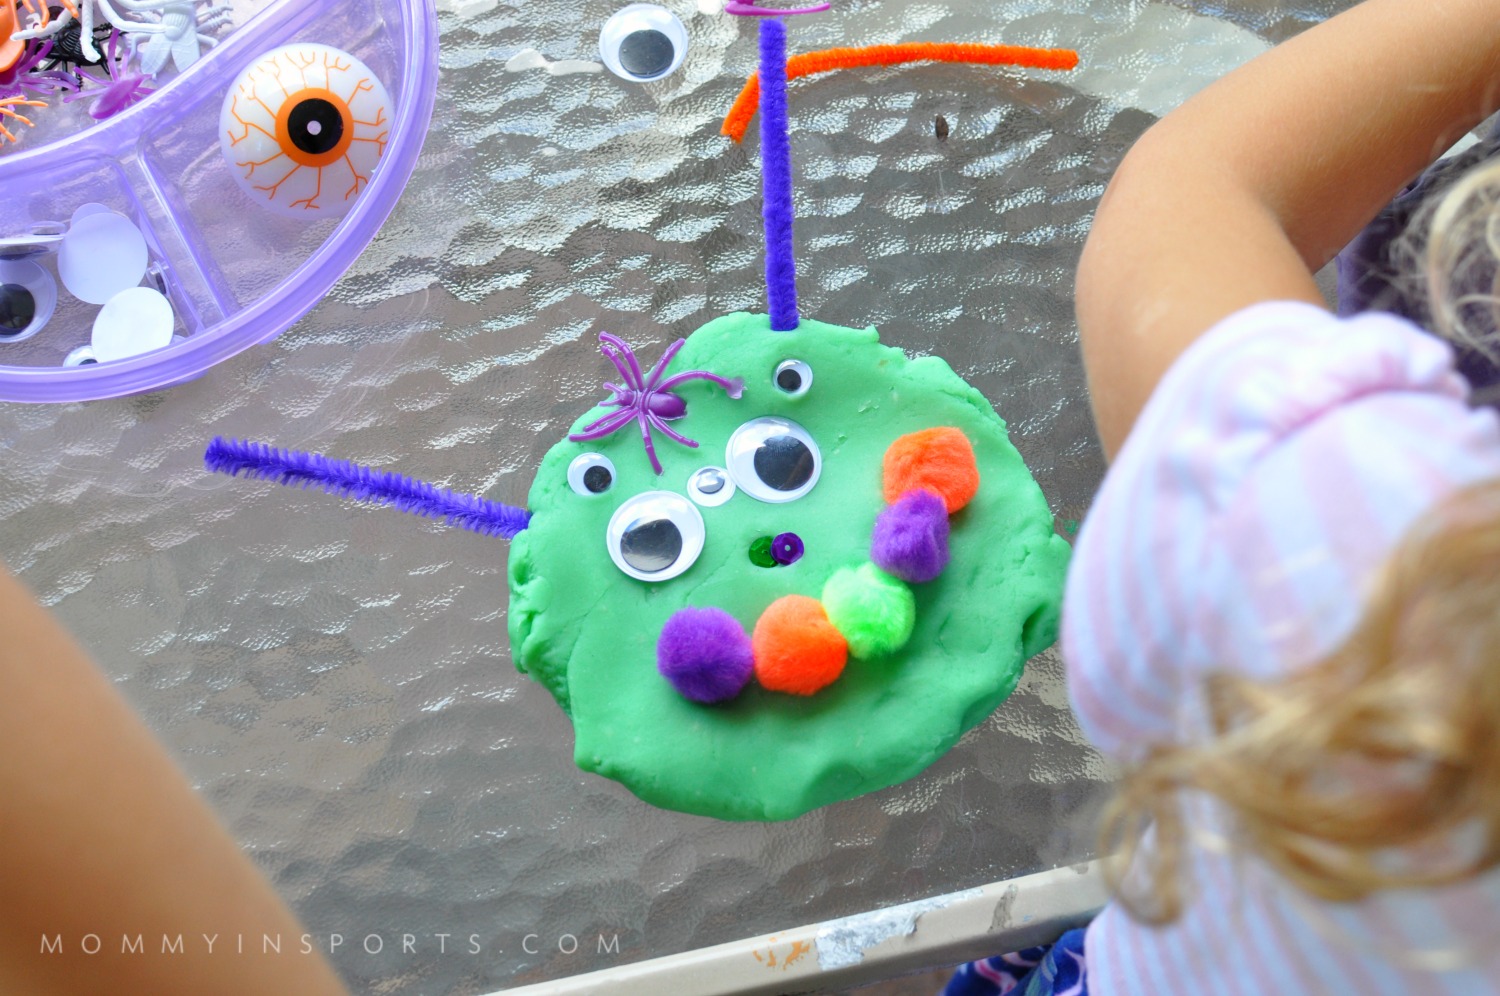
0,258,57,344
599,4,689,82
220,43,394,217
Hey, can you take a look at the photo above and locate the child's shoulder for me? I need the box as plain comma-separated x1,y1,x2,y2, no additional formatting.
1062,301,1500,757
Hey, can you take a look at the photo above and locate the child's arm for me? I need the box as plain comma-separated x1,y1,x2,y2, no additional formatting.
0,566,348,994
1077,0,1500,456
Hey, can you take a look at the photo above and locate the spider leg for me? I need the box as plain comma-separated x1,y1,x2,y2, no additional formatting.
641,338,685,392
567,407,635,442
596,336,646,393
98,0,177,11
11,6,70,40
77,0,100,67
636,413,664,475
646,412,699,449
656,369,744,398
597,336,651,396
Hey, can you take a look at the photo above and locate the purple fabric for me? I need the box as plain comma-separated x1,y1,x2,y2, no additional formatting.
758,17,799,331
871,488,950,583
204,437,531,538
1336,123,1500,392
657,607,755,703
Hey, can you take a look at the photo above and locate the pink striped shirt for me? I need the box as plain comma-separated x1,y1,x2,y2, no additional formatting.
1063,301,1500,994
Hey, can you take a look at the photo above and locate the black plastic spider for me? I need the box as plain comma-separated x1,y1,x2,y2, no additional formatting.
37,5,110,73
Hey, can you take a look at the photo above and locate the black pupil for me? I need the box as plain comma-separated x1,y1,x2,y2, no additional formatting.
287,98,344,155
0,283,35,335
619,29,674,79
620,517,682,574
582,464,612,493
80,358,97,365
776,368,802,393
753,434,815,492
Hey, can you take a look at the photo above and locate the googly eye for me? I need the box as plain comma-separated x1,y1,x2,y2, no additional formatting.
568,453,617,496
726,417,821,504
0,258,57,344
687,466,735,507
774,359,812,397
599,4,688,82
63,345,98,367
220,43,394,217
606,491,705,582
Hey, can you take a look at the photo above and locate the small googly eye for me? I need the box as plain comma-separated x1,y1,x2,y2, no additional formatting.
219,43,394,217
687,466,735,507
568,453,617,496
63,345,99,367
599,4,688,82
774,359,812,397
726,417,821,504
606,491,705,582
0,258,57,344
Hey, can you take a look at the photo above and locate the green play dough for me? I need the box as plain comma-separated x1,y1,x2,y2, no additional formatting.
822,563,915,660
507,312,1070,821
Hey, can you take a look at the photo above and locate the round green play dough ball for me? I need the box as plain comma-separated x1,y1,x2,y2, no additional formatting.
506,312,1070,821
821,563,915,660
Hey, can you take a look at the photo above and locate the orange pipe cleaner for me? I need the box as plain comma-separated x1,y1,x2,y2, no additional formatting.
721,42,1080,142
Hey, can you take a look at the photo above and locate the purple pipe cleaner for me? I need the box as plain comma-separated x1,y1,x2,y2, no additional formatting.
725,0,831,16
758,17,799,331
568,332,744,475
205,437,531,538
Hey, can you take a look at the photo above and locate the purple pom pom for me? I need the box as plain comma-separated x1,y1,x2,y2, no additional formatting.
657,607,755,704
871,488,951,583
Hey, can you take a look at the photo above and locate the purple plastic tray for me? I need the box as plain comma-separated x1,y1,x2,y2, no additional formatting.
0,0,438,402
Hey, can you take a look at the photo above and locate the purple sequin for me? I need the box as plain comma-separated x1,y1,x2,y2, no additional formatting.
657,607,755,704
569,332,743,475
770,531,803,566
871,488,950,583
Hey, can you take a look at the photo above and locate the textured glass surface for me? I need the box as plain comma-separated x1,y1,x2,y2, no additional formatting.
0,0,1353,992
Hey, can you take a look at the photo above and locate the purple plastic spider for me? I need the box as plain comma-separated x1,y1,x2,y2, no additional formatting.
569,332,744,475
63,30,154,120
0,38,77,102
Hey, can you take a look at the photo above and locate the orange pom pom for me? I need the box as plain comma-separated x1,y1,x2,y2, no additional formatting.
882,427,979,513
752,595,848,696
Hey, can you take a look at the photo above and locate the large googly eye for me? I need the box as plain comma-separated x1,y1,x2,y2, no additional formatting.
687,466,735,507
606,491,705,582
599,4,688,82
568,453,617,496
726,417,821,504
0,258,57,344
220,43,394,217
774,359,812,397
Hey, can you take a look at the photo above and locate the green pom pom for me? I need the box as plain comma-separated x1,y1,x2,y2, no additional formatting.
821,563,916,660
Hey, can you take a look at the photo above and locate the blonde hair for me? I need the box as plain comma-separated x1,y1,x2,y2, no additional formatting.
1104,155,1500,925
1398,152,1500,362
